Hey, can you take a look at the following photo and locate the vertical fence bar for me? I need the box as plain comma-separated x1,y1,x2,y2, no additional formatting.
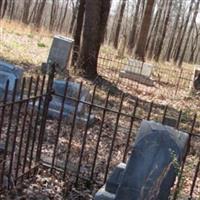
147,101,153,120
63,82,83,179
36,63,56,162
175,68,183,96
104,94,125,183
8,78,25,185
51,80,69,172
0,80,9,139
162,105,168,124
75,85,97,186
28,76,46,171
189,157,200,199
172,114,197,200
90,91,110,182
1,79,18,188
15,77,33,182
122,98,138,163
22,76,40,178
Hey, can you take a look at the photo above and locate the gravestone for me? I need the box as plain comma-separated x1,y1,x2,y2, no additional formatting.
42,36,74,73
95,120,189,200
119,59,154,86
0,60,23,99
192,66,200,91
34,80,94,125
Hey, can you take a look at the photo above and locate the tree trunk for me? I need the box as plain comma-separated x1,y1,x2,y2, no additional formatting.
128,0,141,52
178,0,200,66
34,0,47,29
58,0,69,32
22,0,32,24
113,0,126,49
69,0,79,34
2,0,8,18
78,0,111,79
135,0,155,61
72,0,86,66
147,0,164,59
49,0,57,31
173,0,195,63
165,0,182,61
154,0,173,61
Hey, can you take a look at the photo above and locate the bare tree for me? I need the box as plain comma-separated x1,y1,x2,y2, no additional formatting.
34,0,47,28
113,0,126,49
128,0,142,52
78,0,111,79
22,0,32,24
173,0,195,63
178,0,200,66
165,0,182,61
135,0,155,61
72,0,86,65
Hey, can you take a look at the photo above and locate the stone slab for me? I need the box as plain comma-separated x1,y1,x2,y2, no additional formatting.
0,60,23,99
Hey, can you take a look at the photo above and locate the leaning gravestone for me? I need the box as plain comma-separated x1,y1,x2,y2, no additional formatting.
42,36,74,74
0,60,23,99
120,59,154,86
95,120,189,200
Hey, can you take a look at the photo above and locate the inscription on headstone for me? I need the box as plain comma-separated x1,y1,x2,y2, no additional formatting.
95,120,189,200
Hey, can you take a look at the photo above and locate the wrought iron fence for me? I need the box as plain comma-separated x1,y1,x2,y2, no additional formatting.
97,53,194,98
0,67,199,199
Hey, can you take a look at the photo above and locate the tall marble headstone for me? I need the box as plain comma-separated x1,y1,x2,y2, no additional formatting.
47,36,74,72
95,120,189,200
0,60,23,99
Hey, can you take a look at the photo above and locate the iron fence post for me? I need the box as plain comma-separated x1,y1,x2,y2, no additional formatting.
36,63,56,163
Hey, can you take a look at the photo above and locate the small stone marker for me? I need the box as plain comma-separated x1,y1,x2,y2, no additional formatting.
44,36,74,73
95,120,189,200
120,59,154,86
0,60,23,99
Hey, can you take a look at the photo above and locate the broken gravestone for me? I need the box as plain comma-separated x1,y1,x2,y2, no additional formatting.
42,36,74,74
35,80,94,126
95,120,189,200
0,60,23,99
120,59,154,86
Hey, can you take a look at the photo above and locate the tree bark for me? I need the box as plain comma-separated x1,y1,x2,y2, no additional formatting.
128,0,141,52
72,0,86,66
178,0,200,66
173,0,195,63
113,0,126,49
69,0,80,34
34,0,47,29
165,0,182,61
22,0,32,24
154,0,173,61
135,0,155,61
78,0,111,79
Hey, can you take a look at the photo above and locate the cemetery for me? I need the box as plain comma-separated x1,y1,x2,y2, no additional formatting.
0,33,199,200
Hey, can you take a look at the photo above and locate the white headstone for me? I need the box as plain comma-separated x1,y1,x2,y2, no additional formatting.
47,36,74,72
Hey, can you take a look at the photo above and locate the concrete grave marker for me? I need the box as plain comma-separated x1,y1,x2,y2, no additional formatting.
120,59,154,86
95,120,189,200
42,36,74,73
0,60,23,99
34,80,95,125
